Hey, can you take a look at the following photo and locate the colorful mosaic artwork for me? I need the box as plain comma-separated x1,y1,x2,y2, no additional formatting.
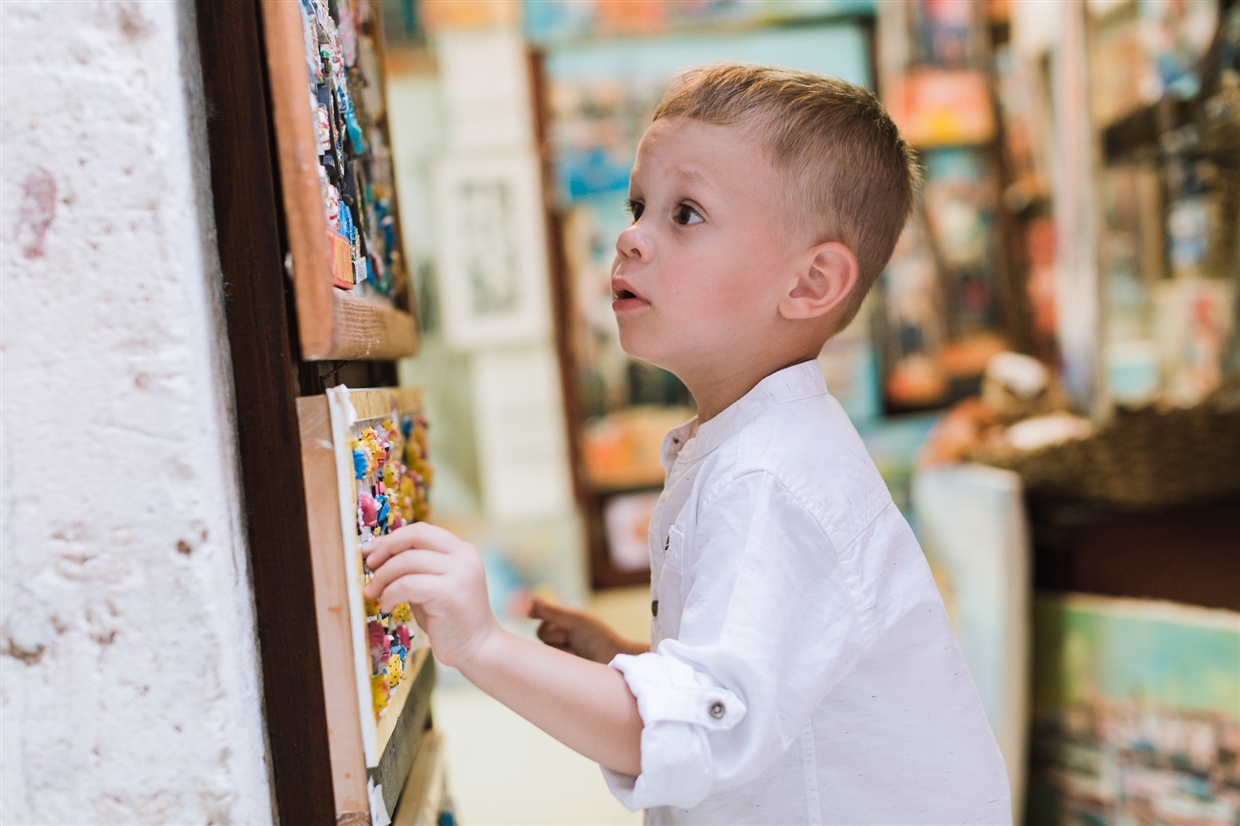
297,0,403,297
349,411,432,720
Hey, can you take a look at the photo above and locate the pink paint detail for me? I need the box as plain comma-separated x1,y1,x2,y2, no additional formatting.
396,625,410,649
17,167,56,259
358,492,378,527
368,620,385,672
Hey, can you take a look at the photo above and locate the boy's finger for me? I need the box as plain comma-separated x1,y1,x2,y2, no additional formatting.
535,621,569,646
378,573,440,614
364,522,462,569
364,549,448,599
528,596,579,626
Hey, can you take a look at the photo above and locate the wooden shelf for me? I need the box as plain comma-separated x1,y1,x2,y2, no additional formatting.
375,648,436,818
391,730,446,826
1102,0,1237,164
1102,96,1198,163
1031,499,1240,612
583,468,666,494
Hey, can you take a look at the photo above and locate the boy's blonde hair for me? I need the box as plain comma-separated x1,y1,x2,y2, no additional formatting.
653,63,920,328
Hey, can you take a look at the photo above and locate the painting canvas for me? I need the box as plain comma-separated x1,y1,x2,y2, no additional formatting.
603,490,659,572
434,154,551,349
326,386,434,767
1027,593,1240,825
912,463,1030,816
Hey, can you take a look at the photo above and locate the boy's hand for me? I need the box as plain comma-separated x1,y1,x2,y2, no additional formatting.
362,523,499,671
528,596,649,664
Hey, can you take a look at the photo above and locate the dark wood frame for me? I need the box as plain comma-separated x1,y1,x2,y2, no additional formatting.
195,2,335,821
195,2,426,822
529,48,653,590
876,4,1033,416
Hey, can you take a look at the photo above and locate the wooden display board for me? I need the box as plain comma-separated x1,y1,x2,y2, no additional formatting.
298,387,435,824
262,0,418,360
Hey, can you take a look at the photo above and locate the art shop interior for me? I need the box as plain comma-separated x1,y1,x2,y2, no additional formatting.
2,0,1238,824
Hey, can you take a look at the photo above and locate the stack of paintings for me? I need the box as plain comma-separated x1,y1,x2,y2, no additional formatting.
1028,593,1240,825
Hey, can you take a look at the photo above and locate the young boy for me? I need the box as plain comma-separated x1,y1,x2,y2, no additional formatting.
363,64,1011,824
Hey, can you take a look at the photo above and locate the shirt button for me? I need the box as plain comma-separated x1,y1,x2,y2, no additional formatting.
709,701,726,720
651,600,659,617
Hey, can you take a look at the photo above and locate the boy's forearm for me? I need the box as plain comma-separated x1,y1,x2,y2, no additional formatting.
459,627,644,776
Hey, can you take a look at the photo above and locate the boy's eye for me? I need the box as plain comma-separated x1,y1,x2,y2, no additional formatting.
674,204,704,226
627,199,644,221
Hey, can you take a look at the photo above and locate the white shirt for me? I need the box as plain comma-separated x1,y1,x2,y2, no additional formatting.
602,362,1011,825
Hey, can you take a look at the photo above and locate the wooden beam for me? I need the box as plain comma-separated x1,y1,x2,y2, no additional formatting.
193,1,336,822
297,396,370,820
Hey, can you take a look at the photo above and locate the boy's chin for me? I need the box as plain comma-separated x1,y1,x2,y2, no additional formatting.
615,328,671,372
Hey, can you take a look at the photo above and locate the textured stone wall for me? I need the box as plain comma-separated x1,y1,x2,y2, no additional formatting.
0,2,274,822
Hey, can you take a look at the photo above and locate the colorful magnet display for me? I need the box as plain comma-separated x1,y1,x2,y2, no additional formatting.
350,411,432,720
298,0,403,297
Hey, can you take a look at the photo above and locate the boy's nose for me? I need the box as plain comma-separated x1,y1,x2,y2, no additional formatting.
615,223,651,261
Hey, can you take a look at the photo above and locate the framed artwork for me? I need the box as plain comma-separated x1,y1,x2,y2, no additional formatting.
262,0,419,360
1027,593,1240,823
602,490,660,572
912,464,1030,815
434,153,551,349
297,386,435,824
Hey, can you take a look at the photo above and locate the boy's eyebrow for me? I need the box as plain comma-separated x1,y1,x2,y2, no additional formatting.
670,165,712,190
632,164,714,195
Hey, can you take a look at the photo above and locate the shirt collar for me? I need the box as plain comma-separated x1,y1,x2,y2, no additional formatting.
660,360,827,471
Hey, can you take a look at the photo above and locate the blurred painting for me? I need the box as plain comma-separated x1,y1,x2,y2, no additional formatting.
1027,593,1240,825
603,490,659,572
434,154,550,348
912,463,1030,813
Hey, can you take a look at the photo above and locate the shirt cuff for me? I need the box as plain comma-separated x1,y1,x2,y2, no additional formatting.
600,651,746,811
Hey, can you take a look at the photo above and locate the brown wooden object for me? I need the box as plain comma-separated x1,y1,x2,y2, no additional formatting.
297,395,370,818
390,731,446,826
1031,499,1240,612
298,389,436,822
194,1,336,821
529,49,651,590
261,0,418,361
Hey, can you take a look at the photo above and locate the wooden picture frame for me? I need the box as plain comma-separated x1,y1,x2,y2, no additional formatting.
262,0,419,361
434,153,552,349
297,387,435,823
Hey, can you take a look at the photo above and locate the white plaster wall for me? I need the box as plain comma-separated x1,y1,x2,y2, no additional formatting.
1,2,274,823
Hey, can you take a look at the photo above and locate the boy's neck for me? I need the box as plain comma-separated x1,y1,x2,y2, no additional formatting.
683,352,819,424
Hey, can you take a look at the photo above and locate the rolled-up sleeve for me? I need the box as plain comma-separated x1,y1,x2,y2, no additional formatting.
601,652,745,808
602,470,872,811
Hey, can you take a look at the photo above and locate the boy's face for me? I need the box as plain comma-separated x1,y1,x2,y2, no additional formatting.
611,118,801,378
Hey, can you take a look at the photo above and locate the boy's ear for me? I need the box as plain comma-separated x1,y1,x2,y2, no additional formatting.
778,242,859,321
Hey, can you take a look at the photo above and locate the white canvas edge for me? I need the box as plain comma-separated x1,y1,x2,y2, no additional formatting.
326,385,381,767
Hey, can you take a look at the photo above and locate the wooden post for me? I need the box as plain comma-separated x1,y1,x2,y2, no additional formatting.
193,1,336,822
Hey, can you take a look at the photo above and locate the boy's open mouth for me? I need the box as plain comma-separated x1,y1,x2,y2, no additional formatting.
611,275,647,308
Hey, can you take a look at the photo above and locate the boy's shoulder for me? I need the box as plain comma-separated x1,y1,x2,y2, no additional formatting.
712,391,893,549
